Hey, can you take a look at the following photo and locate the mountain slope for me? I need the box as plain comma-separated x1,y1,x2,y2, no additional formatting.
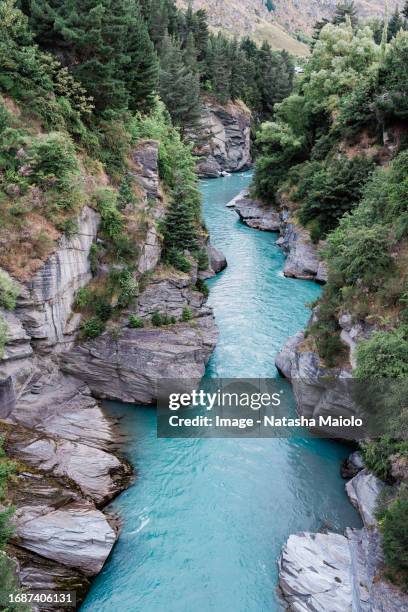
177,0,397,55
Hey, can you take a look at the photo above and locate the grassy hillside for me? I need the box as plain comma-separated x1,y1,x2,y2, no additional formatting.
177,0,398,55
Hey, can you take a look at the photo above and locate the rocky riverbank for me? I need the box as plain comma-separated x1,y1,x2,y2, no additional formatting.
225,187,408,610
0,139,221,607
227,190,328,283
193,97,252,178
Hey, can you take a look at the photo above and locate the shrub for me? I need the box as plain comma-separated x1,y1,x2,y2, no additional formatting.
165,248,192,273
0,271,19,310
151,311,174,327
195,278,209,298
74,287,93,309
81,316,105,339
298,156,375,239
182,306,192,322
356,330,408,379
196,249,209,271
362,438,400,481
94,188,124,241
380,488,408,591
26,132,79,197
94,297,113,322
128,314,144,328
116,269,138,307
326,223,392,289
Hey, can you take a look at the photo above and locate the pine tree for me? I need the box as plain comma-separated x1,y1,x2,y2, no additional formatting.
403,0,408,21
159,35,201,132
388,8,404,41
333,1,358,28
228,38,246,100
24,0,158,114
125,2,159,113
310,18,329,49
163,174,197,252
207,33,231,104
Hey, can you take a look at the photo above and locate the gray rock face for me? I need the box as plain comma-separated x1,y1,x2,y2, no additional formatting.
3,370,131,589
7,544,90,611
194,99,251,177
131,139,160,200
6,426,131,506
0,307,34,402
15,206,100,354
275,331,358,435
15,499,116,576
0,376,16,419
228,191,281,231
279,531,353,612
278,220,328,283
338,313,375,369
346,469,384,528
135,268,211,321
208,245,227,274
61,315,218,404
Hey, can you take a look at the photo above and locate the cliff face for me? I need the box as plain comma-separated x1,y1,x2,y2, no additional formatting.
0,138,220,604
194,99,252,178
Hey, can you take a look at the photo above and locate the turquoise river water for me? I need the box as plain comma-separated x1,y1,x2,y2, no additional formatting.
82,171,361,612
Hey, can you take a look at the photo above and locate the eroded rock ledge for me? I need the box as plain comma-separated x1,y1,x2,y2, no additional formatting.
227,190,327,283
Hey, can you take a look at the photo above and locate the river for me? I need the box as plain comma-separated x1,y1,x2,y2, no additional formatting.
82,171,361,612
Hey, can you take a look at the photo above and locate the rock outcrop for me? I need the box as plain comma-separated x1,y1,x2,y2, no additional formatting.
227,191,328,282
227,190,280,231
2,370,132,601
279,469,408,612
16,206,100,354
277,215,328,283
194,98,251,177
61,316,217,404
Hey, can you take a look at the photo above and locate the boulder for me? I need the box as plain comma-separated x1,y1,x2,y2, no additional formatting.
208,245,227,274
135,269,211,321
16,504,116,576
341,451,365,479
5,426,131,506
346,469,384,528
278,221,327,283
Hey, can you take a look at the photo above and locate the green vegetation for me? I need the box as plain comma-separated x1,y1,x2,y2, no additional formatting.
182,306,192,322
128,315,144,329
378,488,408,590
151,311,176,327
0,271,19,311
